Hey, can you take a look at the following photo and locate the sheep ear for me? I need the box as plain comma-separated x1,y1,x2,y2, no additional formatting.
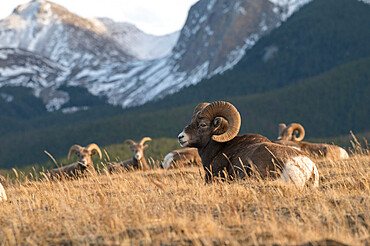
212,117,229,135
143,144,149,150
91,149,98,156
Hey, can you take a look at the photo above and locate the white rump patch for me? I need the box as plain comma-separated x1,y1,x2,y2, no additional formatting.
339,148,349,159
0,183,7,201
162,153,174,169
278,155,318,187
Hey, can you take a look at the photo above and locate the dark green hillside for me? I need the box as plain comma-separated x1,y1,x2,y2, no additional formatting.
232,58,370,138
0,86,124,137
0,87,47,135
0,58,368,168
144,0,370,109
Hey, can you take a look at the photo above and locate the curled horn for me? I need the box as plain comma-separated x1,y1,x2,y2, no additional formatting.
86,143,102,159
192,103,210,120
287,123,305,141
199,101,241,142
68,145,82,160
124,139,137,146
139,137,152,146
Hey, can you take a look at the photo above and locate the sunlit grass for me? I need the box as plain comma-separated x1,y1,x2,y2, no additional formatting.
0,151,369,245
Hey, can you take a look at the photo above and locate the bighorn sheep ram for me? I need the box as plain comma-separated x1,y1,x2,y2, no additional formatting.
0,182,7,201
178,101,319,187
162,147,202,169
48,143,102,179
276,123,349,160
107,137,151,172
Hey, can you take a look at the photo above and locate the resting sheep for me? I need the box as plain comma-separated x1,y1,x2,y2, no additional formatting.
178,101,319,187
0,182,7,201
107,137,151,172
162,147,202,169
275,123,349,160
48,143,102,179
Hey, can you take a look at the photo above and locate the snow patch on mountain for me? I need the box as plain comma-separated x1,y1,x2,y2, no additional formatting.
212,33,260,76
358,0,370,4
0,0,317,111
100,18,180,60
269,0,312,21
0,0,133,67
61,106,89,114
0,48,69,111
63,0,315,109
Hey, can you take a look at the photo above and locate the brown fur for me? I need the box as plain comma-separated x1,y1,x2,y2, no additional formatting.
48,144,101,179
276,123,349,160
297,141,348,160
49,162,95,179
107,138,151,173
197,134,308,182
162,148,202,169
179,102,318,184
107,159,135,173
274,139,301,150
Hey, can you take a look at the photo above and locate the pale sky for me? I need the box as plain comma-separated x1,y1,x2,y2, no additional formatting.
0,0,199,35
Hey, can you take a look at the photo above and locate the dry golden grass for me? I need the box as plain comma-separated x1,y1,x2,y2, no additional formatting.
0,154,369,245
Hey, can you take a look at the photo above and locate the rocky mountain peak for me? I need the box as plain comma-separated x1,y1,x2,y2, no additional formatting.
0,0,317,111
67,0,315,109
11,0,106,34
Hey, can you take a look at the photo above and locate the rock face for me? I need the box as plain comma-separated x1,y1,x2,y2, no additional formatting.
69,0,313,108
0,48,68,111
0,0,179,66
0,0,314,110
0,0,133,67
99,18,180,60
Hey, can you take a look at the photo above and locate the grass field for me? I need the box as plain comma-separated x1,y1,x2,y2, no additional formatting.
0,149,369,245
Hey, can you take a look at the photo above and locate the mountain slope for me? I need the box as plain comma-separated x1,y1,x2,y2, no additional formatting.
0,57,368,168
146,0,370,108
0,0,180,111
68,0,313,108
1,0,368,111
99,18,180,60
0,0,133,67
0,84,125,138
0,0,317,110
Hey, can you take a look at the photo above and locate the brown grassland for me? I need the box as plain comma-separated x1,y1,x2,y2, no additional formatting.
0,148,369,245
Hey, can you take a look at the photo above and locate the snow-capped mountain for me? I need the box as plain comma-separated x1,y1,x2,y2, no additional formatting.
0,0,133,68
0,48,68,111
0,0,314,111
0,0,178,67
99,18,180,60
69,0,313,108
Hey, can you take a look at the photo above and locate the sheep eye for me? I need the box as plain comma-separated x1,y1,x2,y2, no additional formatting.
200,123,207,128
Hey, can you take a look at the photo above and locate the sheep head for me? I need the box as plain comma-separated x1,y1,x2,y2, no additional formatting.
68,143,102,167
178,101,241,148
124,137,151,161
278,123,305,141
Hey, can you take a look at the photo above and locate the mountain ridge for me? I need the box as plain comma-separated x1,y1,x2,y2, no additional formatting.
142,0,370,109
0,0,314,110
